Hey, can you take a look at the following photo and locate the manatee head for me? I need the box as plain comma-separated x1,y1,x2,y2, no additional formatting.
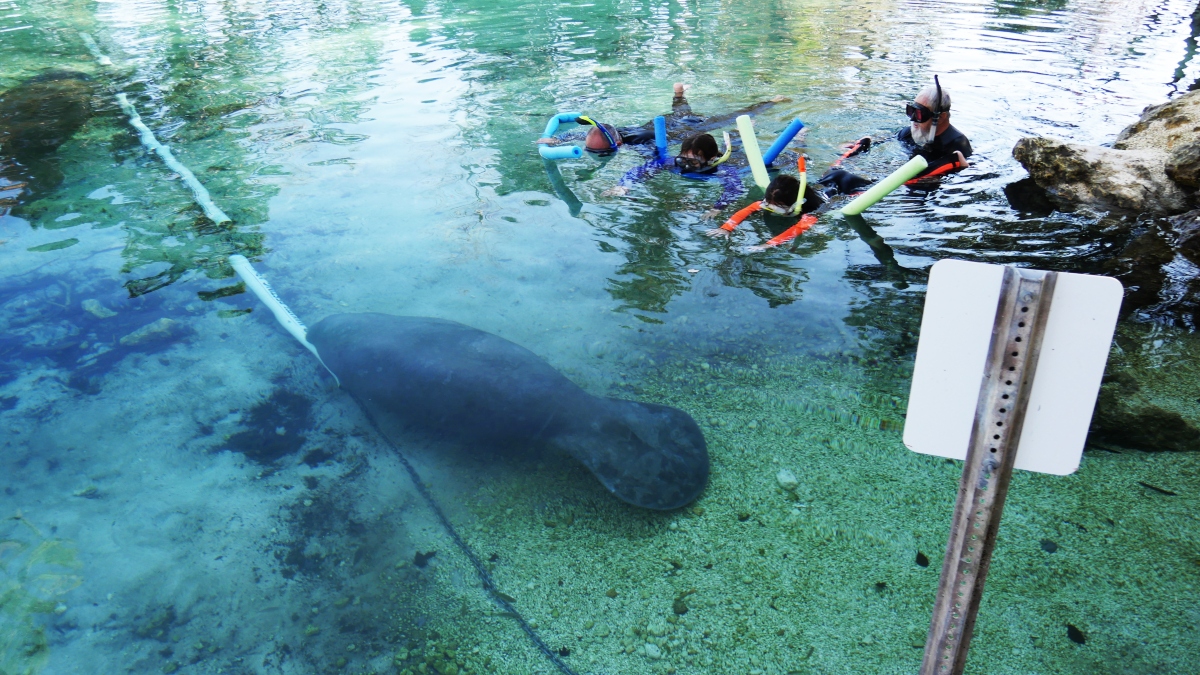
553,399,708,510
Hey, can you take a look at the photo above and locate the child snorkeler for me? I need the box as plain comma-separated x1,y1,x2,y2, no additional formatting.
704,156,828,251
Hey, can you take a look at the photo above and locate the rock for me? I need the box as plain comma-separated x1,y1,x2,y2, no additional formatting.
0,71,95,162
1165,209,1200,267
1101,212,1200,327
593,623,610,637
0,71,96,204
644,643,662,660
1012,137,1192,216
1012,90,1200,216
119,318,184,347
776,468,798,491
1166,140,1200,190
1113,89,1200,155
82,299,116,319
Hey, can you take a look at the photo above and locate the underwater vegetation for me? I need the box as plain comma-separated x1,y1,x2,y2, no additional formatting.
0,515,82,675
224,389,313,464
0,71,96,211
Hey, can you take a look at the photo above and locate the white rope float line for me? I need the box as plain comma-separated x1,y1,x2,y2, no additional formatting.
82,34,336,379
115,93,232,224
81,32,230,224
229,255,338,383
78,31,112,66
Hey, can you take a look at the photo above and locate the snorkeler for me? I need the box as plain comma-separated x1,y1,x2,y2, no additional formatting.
537,83,702,154
604,130,747,215
705,157,827,250
825,75,972,188
830,73,969,186
898,75,972,181
551,83,788,210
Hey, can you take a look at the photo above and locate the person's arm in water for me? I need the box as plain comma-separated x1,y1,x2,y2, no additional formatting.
699,164,747,218
536,128,588,146
704,200,761,238
672,82,692,117
747,214,818,251
603,154,670,197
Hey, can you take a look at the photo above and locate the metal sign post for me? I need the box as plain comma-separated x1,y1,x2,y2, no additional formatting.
919,267,1057,675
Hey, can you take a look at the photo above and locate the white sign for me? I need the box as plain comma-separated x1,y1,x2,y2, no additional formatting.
903,259,1123,475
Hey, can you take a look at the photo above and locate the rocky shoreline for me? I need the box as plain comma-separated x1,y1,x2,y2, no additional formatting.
1012,90,1200,453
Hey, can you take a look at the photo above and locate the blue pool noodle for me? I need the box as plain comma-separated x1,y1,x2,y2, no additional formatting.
543,112,582,139
762,118,805,166
654,116,667,159
539,144,583,160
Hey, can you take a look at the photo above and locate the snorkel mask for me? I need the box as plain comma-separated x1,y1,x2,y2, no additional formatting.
577,115,620,154
761,155,808,217
674,131,732,174
905,75,946,124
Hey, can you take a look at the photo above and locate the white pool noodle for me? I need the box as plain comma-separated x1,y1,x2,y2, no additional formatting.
115,93,231,224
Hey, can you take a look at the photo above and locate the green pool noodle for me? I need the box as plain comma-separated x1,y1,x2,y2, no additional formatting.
838,155,928,216
736,115,770,189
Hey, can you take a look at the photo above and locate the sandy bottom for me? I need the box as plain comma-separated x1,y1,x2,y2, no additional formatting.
2,293,1197,675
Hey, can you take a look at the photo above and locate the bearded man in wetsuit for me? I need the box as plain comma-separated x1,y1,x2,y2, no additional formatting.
899,76,971,177
820,75,972,192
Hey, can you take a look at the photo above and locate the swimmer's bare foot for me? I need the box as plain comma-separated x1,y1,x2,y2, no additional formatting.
770,95,789,103
673,82,689,96
602,185,630,197
536,137,561,145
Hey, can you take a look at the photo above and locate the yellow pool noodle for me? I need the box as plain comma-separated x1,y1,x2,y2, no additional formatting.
838,155,929,216
736,115,770,189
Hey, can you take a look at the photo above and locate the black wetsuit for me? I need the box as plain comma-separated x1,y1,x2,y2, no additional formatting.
614,95,780,145
817,123,973,194
898,123,972,176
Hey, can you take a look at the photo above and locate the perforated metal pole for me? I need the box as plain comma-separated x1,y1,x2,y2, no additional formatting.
919,267,1057,675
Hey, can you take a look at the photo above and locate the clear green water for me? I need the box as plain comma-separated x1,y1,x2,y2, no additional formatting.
2,1,1199,674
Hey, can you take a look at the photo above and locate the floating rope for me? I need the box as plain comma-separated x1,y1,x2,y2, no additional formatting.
352,397,582,675
81,33,230,224
83,25,583,668
114,93,231,224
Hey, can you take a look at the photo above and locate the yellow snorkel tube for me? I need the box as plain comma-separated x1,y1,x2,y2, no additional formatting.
792,154,807,216
711,131,733,167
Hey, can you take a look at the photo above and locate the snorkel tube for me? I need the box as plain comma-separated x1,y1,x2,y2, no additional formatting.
795,154,807,215
838,155,928,216
538,112,585,160
654,116,668,160
762,118,805,167
715,131,733,166
736,115,771,189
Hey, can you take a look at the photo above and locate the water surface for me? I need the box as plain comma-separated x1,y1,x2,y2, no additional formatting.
2,1,1199,674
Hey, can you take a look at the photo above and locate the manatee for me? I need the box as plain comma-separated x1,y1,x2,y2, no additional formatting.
307,313,708,510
